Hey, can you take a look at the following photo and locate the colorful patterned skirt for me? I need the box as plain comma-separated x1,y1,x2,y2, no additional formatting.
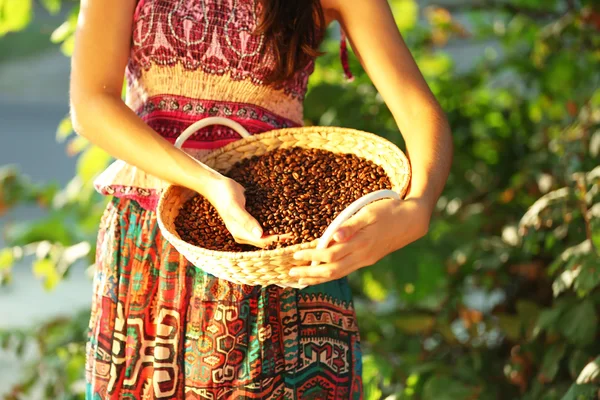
85,197,363,399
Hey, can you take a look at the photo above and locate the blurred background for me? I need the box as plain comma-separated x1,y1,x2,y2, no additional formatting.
0,0,598,399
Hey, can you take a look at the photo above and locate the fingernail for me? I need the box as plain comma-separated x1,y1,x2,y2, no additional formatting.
289,269,298,276
334,232,344,241
252,227,263,238
293,252,302,260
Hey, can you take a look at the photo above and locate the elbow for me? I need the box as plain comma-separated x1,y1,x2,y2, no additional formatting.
432,101,451,136
70,103,85,138
69,86,87,138
69,88,93,138
69,89,117,139
432,103,453,148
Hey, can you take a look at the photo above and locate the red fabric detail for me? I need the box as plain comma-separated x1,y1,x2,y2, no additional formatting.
340,28,354,82
136,96,299,143
93,184,161,210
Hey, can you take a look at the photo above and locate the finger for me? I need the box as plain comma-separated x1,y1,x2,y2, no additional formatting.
249,232,294,248
228,207,263,240
293,243,353,264
333,207,375,243
289,264,337,278
288,257,351,279
230,226,294,248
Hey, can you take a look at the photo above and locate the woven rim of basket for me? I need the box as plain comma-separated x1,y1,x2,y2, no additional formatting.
157,126,411,261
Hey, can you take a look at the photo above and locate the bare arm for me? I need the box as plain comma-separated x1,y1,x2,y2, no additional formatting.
70,0,270,245
70,0,223,196
323,0,453,212
288,1,454,283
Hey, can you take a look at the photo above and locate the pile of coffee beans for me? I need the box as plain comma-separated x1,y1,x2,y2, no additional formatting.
175,147,392,252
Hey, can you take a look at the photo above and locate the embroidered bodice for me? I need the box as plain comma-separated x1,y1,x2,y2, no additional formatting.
130,0,312,97
94,0,345,209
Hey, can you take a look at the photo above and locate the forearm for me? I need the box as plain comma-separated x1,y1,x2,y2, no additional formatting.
70,93,222,195
327,0,453,213
395,105,453,211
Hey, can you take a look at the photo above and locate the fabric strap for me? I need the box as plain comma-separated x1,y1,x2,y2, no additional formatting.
340,27,354,81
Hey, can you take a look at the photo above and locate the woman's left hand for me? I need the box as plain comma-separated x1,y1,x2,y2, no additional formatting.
289,197,433,286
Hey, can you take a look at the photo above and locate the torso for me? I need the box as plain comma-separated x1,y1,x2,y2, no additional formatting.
94,0,338,208
126,0,318,147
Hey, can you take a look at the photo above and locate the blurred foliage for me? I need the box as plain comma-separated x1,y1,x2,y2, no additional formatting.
0,311,89,400
1,0,600,399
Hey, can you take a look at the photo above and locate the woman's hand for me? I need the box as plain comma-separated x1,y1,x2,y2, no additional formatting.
202,176,282,248
288,197,432,286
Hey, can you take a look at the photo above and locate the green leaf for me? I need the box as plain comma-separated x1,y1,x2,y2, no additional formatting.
592,229,600,251
50,6,79,56
32,258,53,278
529,101,543,123
498,313,522,341
76,146,111,183
32,258,60,291
362,354,390,400
0,247,15,285
390,0,419,31
545,57,576,96
67,135,90,156
539,342,566,383
568,351,591,381
0,0,32,36
553,266,580,297
396,313,436,335
422,375,476,400
559,299,598,346
361,270,388,301
66,352,86,385
517,300,541,322
0,248,14,270
417,53,453,78
4,214,73,245
574,259,600,295
575,356,600,385
50,5,78,41
534,307,564,337
51,20,71,43
408,361,446,376
60,33,76,56
56,116,73,142
412,252,447,302
517,300,541,340
561,384,598,400
40,0,61,15
0,331,10,349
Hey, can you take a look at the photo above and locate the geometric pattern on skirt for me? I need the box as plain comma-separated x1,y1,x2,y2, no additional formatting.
85,198,363,399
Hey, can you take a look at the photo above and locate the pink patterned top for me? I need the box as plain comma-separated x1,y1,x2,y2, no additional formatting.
94,0,350,210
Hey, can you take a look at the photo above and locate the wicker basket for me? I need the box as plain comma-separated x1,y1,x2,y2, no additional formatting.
157,117,411,287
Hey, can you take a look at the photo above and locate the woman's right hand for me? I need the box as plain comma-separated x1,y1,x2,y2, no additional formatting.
203,176,282,248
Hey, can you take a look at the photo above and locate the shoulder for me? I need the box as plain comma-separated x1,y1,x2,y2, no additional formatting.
320,0,389,21
320,0,340,25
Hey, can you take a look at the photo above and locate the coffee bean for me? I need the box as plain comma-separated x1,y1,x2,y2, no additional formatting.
174,147,392,252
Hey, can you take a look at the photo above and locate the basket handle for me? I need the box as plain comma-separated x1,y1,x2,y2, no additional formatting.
174,117,252,149
284,189,401,289
315,189,401,252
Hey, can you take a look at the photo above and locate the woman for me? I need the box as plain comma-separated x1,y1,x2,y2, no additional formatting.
71,0,452,398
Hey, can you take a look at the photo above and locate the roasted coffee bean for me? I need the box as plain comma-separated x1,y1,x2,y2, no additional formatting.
175,147,392,252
